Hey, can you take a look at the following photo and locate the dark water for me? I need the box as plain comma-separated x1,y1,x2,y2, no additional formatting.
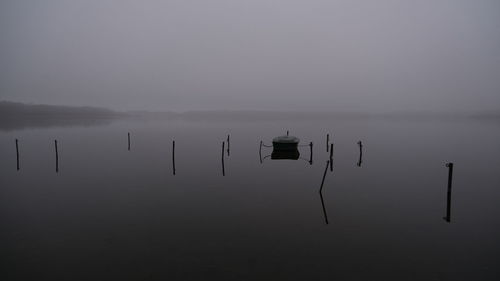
1,116,499,280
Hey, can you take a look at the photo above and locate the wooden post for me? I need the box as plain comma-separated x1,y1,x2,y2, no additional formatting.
444,162,454,222
221,141,225,176
357,141,363,167
286,130,289,136
227,134,230,156
259,141,263,164
309,142,313,165
128,132,131,151
326,134,329,152
329,143,333,159
15,139,20,171
55,140,59,173
172,140,176,175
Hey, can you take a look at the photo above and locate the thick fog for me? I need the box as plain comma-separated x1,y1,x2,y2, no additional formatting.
0,0,499,112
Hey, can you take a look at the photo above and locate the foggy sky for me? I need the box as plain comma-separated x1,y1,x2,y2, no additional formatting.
1,0,499,112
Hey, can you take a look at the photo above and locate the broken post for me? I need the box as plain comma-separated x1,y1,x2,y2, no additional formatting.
15,139,19,171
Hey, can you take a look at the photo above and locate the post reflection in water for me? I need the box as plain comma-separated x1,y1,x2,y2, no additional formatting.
319,160,330,224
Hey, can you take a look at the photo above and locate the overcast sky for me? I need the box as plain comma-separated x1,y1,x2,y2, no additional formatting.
0,0,499,112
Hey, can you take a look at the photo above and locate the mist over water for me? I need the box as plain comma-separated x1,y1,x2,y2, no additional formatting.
1,0,499,112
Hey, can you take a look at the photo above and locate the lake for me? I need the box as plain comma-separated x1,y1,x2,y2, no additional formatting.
1,114,499,280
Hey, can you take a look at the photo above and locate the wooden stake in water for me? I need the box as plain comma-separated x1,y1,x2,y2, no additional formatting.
227,134,230,156
444,162,454,222
309,142,313,165
287,130,289,136
259,140,263,164
15,139,19,171
127,132,131,151
329,143,334,171
172,140,176,175
357,141,363,167
222,141,225,176
55,140,59,173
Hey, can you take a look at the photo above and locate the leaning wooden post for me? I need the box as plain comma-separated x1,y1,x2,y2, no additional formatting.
54,140,59,173
127,132,131,151
15,139,20,171
326,134,330,152
227,134,230,156
172,140,176,175
309,142,313,165
444,162,454,222
221,141,225,176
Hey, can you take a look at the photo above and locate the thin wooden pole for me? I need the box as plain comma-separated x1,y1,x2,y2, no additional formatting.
259,141,263,164
15,139,20,171
309,142,313,165
221,141,225,176
127,132,130,151
444,162,454,222
172,140,176,175
227,134,230,156
55,140,59,173
357,141,363,167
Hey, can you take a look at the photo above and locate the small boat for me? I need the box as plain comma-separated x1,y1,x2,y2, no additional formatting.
271,136,300,160
272,135,300,151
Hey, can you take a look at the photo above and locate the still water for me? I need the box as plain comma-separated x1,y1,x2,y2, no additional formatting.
1,115,499,280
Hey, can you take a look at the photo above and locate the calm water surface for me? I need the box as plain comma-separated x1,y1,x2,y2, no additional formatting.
1,116,499,280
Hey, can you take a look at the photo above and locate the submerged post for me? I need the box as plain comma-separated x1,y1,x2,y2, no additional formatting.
309,142,313,165
227,134,230,156
15,139,19,171
221,141,225,176
128,132,131,151
357,141,363,167
444,162,454,222
54,140,59,173
259,141,263,164
172,140,176,175
326,134,330,152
